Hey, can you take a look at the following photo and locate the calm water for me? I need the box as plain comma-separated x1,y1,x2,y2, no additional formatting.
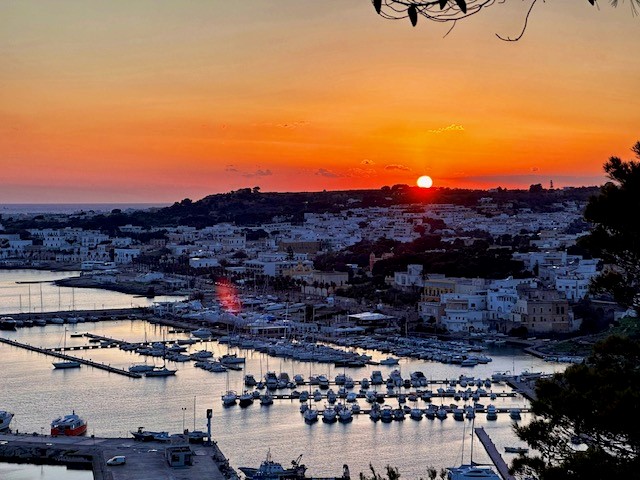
0,463,91,480
0,271,567,478
0,269,185,315
0,203,167,215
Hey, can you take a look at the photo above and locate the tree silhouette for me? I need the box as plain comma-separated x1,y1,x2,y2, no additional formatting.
581,141,640,308
371,0,640,40
512,336,640,479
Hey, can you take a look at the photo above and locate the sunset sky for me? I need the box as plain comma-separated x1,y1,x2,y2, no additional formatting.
1,1,639,203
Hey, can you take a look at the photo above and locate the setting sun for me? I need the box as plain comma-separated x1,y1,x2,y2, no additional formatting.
417,175,433,189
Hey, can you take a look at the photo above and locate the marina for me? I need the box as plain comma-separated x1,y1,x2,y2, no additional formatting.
0,270,563,478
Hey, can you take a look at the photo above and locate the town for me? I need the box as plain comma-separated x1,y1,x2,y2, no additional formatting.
1,186,629,351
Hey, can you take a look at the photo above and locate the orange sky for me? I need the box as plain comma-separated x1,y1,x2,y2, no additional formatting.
1,1,639,203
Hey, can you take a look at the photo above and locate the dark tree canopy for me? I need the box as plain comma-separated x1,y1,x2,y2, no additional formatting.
512,336,640,479
582,141,640,308
372,1,640,41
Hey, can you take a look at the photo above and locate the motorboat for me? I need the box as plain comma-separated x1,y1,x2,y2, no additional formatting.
379,357,399,365
0,410,14,431
51,411,87,436
453,407,465,421
145,366,177,377
486,404,498,420
504,446,529,454
260,393,274,406
220,353,245,365
239,451,307,480
338,407,353,423
239,391,254,408
369,403,381,422
191,328,212,338
222,390,238,407
509,407,522,420
303,406,318,423
0,317,18,330
322,407,337,423
128,364,155,373
380,405,393,423
245,374,257,386
130,426,169,442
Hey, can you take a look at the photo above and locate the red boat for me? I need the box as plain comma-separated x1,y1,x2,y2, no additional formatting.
50,411,87,436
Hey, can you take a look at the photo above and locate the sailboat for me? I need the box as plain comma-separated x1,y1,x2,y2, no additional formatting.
447,418,500,480
222,368,237,407
52,328,81,369
303,363,318,423
145,332,177,377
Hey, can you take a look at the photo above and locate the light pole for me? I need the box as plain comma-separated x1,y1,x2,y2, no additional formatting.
182,407,187,432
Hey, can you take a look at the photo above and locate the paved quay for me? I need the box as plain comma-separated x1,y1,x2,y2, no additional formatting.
0,432,237,480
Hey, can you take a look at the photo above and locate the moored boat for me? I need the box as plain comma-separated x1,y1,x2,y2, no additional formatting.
504,446,529,454
239,451,307,480
51,411,87,436
0,410,14,431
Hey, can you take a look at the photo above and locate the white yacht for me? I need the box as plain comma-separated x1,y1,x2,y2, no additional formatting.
0,410,14,431
447,465,501,479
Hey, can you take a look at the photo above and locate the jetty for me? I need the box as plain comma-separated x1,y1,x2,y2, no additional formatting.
474,427,516,480
0,337,142,378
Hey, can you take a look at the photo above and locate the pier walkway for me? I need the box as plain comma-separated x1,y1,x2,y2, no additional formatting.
0,337,142,378
474,427,516,480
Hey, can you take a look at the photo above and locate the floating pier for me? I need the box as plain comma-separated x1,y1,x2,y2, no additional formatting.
474,427,516,480
0,337,142,378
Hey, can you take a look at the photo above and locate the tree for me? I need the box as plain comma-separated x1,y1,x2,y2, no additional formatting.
512,335,640,479
371,1,640,41
582,141,640,308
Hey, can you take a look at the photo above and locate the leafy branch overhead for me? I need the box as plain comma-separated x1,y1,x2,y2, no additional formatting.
371,0,640,40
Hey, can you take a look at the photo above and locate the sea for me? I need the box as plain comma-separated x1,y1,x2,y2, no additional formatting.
0,270,567,479
0,203,168,215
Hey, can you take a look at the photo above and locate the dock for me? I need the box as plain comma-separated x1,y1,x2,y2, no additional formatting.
0,337,142,378
0,432,236,480
474,427,516,480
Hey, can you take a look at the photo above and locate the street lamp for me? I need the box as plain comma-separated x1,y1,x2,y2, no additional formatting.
181,407,187,432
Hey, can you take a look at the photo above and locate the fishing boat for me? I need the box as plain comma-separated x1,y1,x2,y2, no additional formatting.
239,451,307,480
51,411,87,436
52,328,81,369
0,410,14,431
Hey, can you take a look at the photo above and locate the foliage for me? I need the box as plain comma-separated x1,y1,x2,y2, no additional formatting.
371,1,640,41
512,335,640,479
582,141,640,307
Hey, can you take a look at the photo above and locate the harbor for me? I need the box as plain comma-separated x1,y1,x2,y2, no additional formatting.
0,270,563,478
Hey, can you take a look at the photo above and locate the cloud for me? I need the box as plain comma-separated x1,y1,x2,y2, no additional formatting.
276,121,309,129
361,159,375,165
242,169,272,178
384,164,411,171
428,123,465,134
315,168,340,178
